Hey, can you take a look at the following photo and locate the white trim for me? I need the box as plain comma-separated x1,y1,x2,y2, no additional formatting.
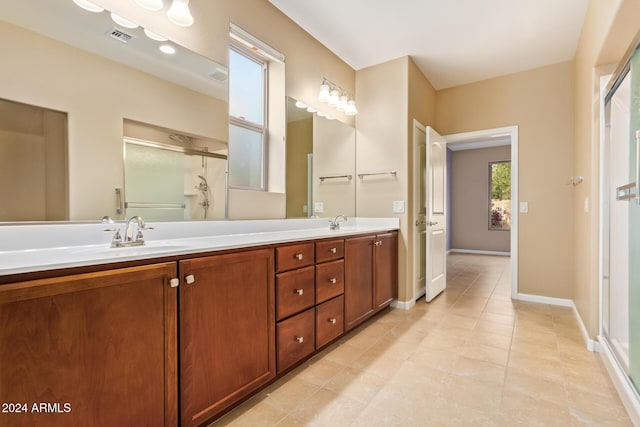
391,299,415,310
572,301,600,352
516,293,573,307
449,249,510,257
598,336,640,425
444,125,519,299
599,74,612,339
412,119,427,302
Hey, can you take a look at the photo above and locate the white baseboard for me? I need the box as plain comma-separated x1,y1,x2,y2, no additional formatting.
515,293,573,307
391,299,415,310
571,302,599,352
598,337,640,426
450,249,510,257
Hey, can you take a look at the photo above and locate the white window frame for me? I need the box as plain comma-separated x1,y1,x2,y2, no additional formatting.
228,44,269,191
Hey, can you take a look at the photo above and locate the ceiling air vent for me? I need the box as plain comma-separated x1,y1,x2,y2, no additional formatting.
107,27,135,43
208,67,228,82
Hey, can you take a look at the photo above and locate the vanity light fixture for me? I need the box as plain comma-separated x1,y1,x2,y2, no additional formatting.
134,0,164,11
306,106,317,113
295,100,308,109
111,12,139,29
317,77,357,116
167,0,194,27
159,44,176,54
144,28,168,41
73,0,104,13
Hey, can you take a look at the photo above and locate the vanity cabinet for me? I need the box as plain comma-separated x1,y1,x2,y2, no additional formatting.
0,263,178,427
345,232,398,331
178,249,275,427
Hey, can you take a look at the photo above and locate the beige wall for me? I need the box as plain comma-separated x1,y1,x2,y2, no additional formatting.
437,61,574,298
572,0,640,337
0,100,67,221
356,56,437,303
286,117,312,217
313,116,356,218
450,146,511,253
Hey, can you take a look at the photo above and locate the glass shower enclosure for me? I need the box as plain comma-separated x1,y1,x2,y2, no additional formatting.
602,33,640,397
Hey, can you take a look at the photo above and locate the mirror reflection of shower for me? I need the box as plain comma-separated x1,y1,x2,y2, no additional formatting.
123,120,228,221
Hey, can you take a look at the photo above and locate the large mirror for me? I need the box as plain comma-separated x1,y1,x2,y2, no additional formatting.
0,0,228,222
285,97,355,218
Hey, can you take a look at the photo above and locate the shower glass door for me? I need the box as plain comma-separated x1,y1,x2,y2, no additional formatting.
604,41,640,395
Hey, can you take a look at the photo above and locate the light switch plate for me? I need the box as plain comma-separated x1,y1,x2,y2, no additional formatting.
584,197,589,213
314,202,324,213
392,200,405,213
519,202,529,213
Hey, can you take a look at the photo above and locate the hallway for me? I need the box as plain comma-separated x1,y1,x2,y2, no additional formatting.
212,254,632,426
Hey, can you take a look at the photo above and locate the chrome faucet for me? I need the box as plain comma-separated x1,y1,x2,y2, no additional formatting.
105,216,153,248
329,214,347,230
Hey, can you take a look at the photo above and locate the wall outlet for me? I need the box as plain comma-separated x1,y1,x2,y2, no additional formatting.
392,200,405,213
519,202,529,213
314,202,324,213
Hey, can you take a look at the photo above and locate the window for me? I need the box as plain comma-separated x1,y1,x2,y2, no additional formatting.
489,161,511,230
228,46,267,189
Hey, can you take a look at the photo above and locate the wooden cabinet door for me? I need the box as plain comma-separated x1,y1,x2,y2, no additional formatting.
344,235,375,331
0,263,178,427
179,249,275,427
374,232,398,310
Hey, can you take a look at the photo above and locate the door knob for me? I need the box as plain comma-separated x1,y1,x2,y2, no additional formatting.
415,220,426,226
427,221,438,226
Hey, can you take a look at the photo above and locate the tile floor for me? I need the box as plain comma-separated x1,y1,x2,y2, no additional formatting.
211,254,633,426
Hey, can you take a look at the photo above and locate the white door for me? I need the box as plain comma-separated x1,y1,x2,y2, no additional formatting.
413,123,427,299
425,126,447,301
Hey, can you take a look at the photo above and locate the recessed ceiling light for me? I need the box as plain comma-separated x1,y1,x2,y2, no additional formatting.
73,0,104,13
159,44,176,55
143,28,168,41
111,13,138,29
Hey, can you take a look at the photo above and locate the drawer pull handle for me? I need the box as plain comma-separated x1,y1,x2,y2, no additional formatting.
294,253,304,260
329,318,337,324
296,336,304,344
329,278,337,284
330,247,337,253
374,241,382,246
185,274,195,284
169,278,180,288
295,289,304,296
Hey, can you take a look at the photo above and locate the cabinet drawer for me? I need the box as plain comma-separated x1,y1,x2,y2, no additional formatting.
315,260,344,304
276,243,314,272
315,239,344,263
316,296,344,349
276,266,315,321
277,308,315,373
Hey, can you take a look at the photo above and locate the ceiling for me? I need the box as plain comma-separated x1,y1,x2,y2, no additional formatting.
268,0,589,90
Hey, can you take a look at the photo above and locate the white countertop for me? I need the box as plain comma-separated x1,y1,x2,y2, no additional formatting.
0,217,399,276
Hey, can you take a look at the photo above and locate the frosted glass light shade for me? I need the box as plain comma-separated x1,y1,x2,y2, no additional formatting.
318,83,330,102
144,28,168,41
134,0,164,11
345,99,358,116
337,94,348,111
111,13,138,28
328,89,340,106
167,0,194,27
73,0,104,13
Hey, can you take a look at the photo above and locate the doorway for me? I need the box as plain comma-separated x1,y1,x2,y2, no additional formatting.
411,123,519,303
